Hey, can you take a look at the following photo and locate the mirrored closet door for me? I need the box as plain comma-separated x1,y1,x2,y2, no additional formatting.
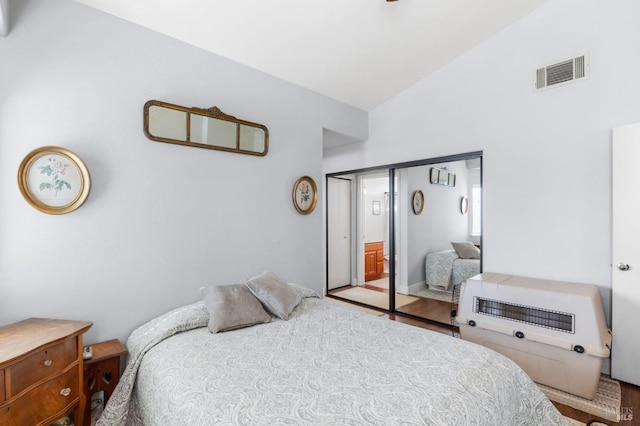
327,170,392,311
326,152,482,328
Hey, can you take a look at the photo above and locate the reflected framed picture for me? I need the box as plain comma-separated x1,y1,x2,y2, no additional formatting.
460,196,469,214
438,170,449,185
448,173,456,187
292,175,318,215
372,200,381,215
412,190,424,215
429,167,439,184
17,146,91,215
431,167,456,187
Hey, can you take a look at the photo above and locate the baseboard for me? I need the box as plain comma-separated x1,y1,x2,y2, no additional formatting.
397,281,426,295
409,280,426,294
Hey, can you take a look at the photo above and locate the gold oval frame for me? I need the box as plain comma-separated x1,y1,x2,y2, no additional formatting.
292,176,318,215
17,146,91,215
412,190,424,215
460,196,469,214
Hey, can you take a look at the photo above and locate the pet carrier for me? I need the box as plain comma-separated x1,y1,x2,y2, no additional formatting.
456,272,611,399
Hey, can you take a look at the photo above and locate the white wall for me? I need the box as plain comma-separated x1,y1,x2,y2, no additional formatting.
362,176,388,245
466,161,481,245
0,0,9,37
324,0,640,324
405,161,470,286
0,0,367,344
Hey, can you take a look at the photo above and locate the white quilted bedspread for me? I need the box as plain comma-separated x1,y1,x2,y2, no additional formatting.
98,297,566,426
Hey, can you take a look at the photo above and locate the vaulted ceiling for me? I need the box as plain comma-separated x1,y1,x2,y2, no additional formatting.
8,1,549,111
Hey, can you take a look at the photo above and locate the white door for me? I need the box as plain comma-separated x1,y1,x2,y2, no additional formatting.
612,122,640,386
328,177,352,290
394,169,407,295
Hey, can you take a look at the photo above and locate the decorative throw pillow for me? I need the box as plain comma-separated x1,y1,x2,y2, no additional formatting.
451,241,480,259
245,271,302,320
287,282,320,300
200,284,271,333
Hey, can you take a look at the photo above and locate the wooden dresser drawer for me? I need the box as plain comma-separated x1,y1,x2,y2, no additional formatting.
7,338,76,397
0,367,79,426
0,318,91,426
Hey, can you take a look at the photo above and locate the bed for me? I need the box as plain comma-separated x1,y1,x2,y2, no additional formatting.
97,281,566,426
425,248,480,292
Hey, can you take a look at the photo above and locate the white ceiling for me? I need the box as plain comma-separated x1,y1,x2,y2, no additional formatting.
71,0,548,111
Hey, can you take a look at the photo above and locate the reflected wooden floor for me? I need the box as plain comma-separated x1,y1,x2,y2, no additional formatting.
396,296,454,325
329,284,455,326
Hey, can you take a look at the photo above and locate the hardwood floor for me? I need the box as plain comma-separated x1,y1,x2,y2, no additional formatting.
382,312,458,335
329,284,456,326
552,380,640,425
396,296,455,325
327,293,640,425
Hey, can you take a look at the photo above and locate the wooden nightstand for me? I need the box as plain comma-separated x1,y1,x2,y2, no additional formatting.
82,339,127,426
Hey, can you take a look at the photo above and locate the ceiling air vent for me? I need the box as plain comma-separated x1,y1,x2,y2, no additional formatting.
534,54,589,91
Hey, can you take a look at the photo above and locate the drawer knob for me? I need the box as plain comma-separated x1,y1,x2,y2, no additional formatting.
44,359,53,367
60,388,71,397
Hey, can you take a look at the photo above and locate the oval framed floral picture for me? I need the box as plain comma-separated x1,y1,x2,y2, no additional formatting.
17,146,91,215
292,175,317,215
412,190,424,215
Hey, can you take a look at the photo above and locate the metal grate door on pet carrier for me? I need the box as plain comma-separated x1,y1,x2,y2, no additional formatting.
473,297,575,333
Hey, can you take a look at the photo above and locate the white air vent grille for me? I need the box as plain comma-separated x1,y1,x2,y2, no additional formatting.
534,54,589,91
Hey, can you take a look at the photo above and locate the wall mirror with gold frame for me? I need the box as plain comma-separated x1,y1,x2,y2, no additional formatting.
143,100,269,156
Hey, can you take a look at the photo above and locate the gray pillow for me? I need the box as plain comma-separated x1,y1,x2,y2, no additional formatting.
246,271,302,320
451,241,480,259
200,284,271,333
287,282,320,300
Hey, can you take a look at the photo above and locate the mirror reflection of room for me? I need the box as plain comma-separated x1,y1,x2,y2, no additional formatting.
328,172,392,311
363,175,390,288
327,155,482,328
394,158,481,325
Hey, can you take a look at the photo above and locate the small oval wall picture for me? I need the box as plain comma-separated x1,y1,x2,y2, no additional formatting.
412,190,424,215
460,196,469,214
292,176,318,215
18,146,91,215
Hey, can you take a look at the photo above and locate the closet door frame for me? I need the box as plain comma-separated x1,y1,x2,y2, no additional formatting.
325,150,483,324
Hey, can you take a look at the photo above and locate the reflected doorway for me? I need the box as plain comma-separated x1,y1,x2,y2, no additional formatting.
327,171,392,310
327,177,352,291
